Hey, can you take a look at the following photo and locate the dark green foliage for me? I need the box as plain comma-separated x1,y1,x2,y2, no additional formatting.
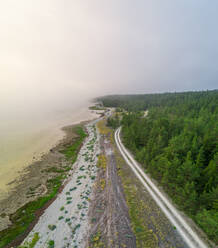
48,225,56,231
107,114,120,129
89,105,106,111
98,90,218,113
100,90,218,243
48,240,55,248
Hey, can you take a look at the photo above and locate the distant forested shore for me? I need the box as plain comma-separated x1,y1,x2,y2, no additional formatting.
99,90,218,243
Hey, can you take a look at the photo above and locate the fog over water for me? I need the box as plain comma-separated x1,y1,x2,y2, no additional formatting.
0,0,218,196
0,101,97,198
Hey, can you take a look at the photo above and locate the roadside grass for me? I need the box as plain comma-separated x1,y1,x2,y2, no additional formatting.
99,179,106,191
114,147,158,248
95,154,106,193
90,231,105,248
97,119,111,136
97,119,114,146
0,126,87,248
96,154,107,171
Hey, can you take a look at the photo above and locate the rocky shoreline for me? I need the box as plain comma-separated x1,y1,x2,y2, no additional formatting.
22,119,101,248
0,122,88,232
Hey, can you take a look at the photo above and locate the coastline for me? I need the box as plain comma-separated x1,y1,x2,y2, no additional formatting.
0,113,102,248
0,104,98,199
22,118,101,248
0,109,100,230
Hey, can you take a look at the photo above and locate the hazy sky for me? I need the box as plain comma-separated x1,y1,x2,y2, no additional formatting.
0,0,218,114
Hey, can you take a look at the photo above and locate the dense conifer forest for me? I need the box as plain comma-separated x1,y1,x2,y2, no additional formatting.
99,90,218,243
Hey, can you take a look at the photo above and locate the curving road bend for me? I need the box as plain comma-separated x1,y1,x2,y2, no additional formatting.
115,127,208,248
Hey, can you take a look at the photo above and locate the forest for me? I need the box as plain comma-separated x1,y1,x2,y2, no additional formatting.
99,90,218,243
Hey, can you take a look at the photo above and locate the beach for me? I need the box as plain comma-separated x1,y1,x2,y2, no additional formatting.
0,103,97,200
0,106,106,248
22,119,101,248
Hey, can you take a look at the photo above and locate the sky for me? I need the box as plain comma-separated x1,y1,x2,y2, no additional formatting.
0,0,218,116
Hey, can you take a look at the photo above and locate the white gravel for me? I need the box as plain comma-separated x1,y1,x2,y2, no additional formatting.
22,119,100,248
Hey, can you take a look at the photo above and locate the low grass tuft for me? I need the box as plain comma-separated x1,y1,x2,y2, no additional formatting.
18,232,39,248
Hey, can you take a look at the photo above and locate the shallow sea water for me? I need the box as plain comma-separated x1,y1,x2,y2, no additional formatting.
0,101,97,200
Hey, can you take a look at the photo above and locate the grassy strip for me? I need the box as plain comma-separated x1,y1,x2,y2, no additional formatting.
95,154,107,193
0,126,87,248
97,119,114,145
97,119,111,136
96,154,107,171
62,126,87,163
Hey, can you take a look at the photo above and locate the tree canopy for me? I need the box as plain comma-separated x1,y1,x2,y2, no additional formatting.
99,90,218,243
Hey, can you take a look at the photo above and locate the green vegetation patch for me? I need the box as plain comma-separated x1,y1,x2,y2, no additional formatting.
44,165,71,173
62,126,87,164
96,154,107,171
48,240,55,248
18,232,39,248
89,105,106,111
89,231,105,248
58,216,64,220
48,224,56,231
60,206,65,211
70,187,77,191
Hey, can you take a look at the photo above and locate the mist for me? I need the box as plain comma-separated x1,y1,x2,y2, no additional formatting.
0,0,218,119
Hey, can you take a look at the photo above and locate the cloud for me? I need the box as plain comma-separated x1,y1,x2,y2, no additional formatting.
0,0,217,113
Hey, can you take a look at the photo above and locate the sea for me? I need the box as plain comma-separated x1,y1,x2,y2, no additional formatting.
0,100,97,200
